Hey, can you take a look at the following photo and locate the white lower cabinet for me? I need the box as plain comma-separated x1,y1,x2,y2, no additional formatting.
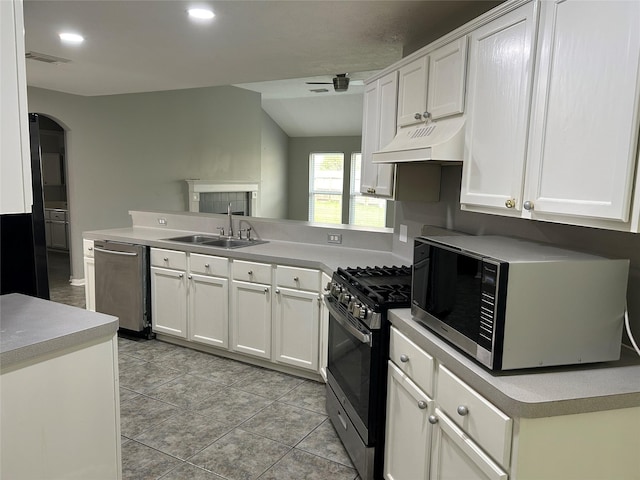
273,287,319,371
231,279,272,359
189,273,228,348
384,362,433,480
151,266,188,338
429,408,508,480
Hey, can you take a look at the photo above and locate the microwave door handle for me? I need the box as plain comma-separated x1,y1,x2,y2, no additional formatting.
326,299,371,345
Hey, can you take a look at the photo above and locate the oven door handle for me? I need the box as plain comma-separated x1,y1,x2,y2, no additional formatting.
326,298,371,345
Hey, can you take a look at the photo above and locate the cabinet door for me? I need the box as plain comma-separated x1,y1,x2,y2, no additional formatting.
231,280,271,359
361,72,397,198
151,266,187,338
189,273,228,349
384,362,432,480
1,0,32,214
50,221,67,250
273,287,319,371
460,3,536,212
45,220,52,248
430,408,508,480
84,256,95,312
318,273,331,381
397,56,429,128
524,0,640,222
428,36,467,120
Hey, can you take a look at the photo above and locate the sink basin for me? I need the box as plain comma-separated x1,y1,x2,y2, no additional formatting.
164,235,267,249
165,235,220,243
201,238,268,249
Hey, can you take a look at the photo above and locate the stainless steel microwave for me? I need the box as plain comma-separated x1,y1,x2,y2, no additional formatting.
411,235,629,370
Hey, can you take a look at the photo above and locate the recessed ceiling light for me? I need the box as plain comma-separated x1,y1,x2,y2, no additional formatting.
59,32,84,44
188,8,215,20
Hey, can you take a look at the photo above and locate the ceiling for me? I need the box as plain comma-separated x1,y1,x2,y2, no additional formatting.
23,0,502,137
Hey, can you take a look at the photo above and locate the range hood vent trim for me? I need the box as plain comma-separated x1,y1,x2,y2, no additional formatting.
372,116,465,164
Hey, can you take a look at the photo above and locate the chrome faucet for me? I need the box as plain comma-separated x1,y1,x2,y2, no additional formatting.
227,203,234,238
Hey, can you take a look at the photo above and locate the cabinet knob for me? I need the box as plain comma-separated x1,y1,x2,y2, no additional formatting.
523,200,534,211
400,354,410,363
275,289,281,294
293,276,299,282
248,270,253,275
428,415,439,425
264,287,269,293
418,400,428,410
457,405,469,416
204,263,210,268
422,111,431,120
188,274,192,279
178,273,184,278
505,199,516,209
414,112,422,120
164,257,169,261
88,247,93,251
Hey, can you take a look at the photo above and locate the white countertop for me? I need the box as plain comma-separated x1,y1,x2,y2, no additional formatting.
0,294,118,369
389,308,640,418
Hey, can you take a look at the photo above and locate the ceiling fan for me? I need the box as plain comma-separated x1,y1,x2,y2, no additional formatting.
305,73,363,92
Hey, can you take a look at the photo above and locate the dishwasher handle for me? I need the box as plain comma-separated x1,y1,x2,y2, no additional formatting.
94,246,138,257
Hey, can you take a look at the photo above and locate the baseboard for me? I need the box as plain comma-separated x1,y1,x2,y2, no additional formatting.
70,278,85,287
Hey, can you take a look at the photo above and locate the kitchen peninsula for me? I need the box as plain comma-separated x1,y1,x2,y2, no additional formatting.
0,294,121,479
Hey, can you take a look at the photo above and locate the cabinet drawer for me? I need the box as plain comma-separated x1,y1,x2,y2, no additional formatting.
390,327,435,397
50,210,67,221
436,365,512,467
83,239,94,258
232,260,272,284
150,248,187,270
190,253,228,277
275,265,320,291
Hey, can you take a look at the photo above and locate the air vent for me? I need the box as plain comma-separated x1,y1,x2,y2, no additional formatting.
409,125,437,138
25,51,71,65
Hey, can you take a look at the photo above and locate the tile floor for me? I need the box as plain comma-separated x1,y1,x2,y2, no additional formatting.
46,252,361,480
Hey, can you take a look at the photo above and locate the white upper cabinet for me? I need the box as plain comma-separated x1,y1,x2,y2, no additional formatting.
524,0,640,224
397,56,429,128
428,37,468,120
1,0,32,214
361,71,398,198
460,2,536,213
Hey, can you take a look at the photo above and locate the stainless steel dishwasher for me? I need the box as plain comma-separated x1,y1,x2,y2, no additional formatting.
94,241,151,335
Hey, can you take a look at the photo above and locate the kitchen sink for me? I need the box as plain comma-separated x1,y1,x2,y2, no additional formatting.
164,235,267,249
201,238,268,249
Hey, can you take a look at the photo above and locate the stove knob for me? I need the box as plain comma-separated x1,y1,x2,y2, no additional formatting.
358,306,369,320
340,293,352,305
350,301,360,316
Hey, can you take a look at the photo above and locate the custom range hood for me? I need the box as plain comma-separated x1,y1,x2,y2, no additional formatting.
372,116,465,163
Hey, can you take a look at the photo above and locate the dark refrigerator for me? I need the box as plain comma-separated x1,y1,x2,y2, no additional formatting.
1,113,50,299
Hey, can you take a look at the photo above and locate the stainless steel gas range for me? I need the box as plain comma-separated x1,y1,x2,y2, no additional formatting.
324,265,412,480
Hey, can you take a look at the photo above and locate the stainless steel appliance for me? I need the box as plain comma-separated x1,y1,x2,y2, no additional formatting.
325,265,411,480
412,235,629,370
95,241,150,334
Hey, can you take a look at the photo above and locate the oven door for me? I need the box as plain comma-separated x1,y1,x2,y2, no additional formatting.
325,295,376,444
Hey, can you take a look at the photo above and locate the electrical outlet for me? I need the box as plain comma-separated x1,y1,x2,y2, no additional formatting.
327,233,342,244
158,217,167,226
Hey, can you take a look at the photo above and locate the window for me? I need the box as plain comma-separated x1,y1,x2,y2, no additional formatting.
349,153,387,228
309,153,344,224
309,152,386,227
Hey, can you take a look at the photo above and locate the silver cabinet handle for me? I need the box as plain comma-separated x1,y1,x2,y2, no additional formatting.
400,354,409,363
457,405,469,416
293,276,299,282
423,111,431,120
188,275,192,279
164,257,169,261
418,400,428,409
523,200,534,211
204,263,210,268
275,289,280,294
178,273,184,278
264,287,269,293
248,270,253,275
94,247,138,257
428,415,438,425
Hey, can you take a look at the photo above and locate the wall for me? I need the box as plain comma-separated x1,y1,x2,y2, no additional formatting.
28,85,267,280
260,110,288,219
392,166,640,346
287,136,362,221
